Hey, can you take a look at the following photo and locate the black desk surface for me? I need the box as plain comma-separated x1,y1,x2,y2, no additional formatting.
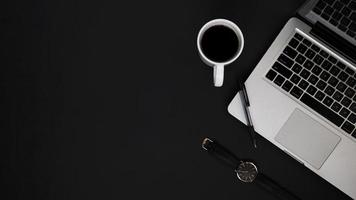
1,0,353,199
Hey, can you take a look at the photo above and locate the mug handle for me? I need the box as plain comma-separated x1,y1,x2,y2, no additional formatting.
213,64,224,87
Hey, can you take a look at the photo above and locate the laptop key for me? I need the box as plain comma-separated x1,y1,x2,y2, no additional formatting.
298,79,309,90
333,91,343,101
313,55,324,65
321,60,332,71
345,88,355,98
332,11,343,21
345,67,355,76
302,38,312,47
340,16,351,27
341,121,355,134
289,38,299,48
349,22,356,32
340,108,350,118
301,69,311,79
292,63,303,74
291,74,301,84
325,86,335,96
324,6,334,15
320,50,329,58
297,44,307,54
282,80,293,92
348,113,356,123
273,62,293,78
278,55,294,68
301,93,344,127
296,54,306,65
316,80,327,90
341,7,351,17
346,30,355,37
330,66,341,76
349,1,356,9
315,1,327,10
338,24,347,32
274,75,285,86
330,19,339,26
328,56,337,64
333,1,343,10
283,46,298,59
312,66,323,76
323,0,335,5
322,13,331,20
308,74,319,85
346,77,356,88
290,86,303,99
350,103,356,113
323,96,334,107
336,61,346,69
320,71,331,81
303,60,314,70
311,44,320,52
351,1,356,11
328,76,339,86
331,102,342,113
294,33,303,41
307,85,317,95
315,91,326,101
340,0,350,5
351,12,356,21
341,97,352,107
338,71,349,81
305,49,316,59
266,70,277,81
313,7,322,15
336,82,347,92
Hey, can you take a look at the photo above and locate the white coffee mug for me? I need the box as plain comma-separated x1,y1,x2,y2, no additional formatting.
197,19,244,87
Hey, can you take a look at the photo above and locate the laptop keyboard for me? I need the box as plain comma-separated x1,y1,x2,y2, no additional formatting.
265,32,356,139
312,0,356,39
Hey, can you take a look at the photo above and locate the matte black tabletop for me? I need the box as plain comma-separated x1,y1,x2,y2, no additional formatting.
0,0,352,199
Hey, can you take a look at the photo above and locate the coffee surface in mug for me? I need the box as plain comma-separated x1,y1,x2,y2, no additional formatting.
200,25,239,63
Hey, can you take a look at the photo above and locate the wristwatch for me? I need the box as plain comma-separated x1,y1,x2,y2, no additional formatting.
202,138,301,200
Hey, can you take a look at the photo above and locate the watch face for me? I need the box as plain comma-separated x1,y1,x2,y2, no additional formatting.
236,162,258,183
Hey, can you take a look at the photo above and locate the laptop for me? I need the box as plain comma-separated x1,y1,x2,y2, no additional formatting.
228,0,356,198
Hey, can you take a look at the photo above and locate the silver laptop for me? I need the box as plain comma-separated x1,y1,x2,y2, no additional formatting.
228,0,356,198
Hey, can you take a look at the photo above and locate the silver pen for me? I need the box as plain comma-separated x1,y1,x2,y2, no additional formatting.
240,82,257,149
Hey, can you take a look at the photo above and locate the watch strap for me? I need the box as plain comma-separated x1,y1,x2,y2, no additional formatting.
202,138,240,169
255,173,301,200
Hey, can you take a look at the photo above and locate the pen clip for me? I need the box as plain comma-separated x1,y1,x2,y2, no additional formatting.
240,82,250,106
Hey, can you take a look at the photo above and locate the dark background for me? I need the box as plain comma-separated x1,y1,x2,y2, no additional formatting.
0,0,352,199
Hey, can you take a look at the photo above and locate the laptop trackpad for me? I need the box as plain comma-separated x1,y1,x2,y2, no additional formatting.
275,109,340,169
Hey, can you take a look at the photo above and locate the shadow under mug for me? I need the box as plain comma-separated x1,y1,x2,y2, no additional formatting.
197,19,244,87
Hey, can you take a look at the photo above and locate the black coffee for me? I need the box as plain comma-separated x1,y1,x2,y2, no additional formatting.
200,25,239,63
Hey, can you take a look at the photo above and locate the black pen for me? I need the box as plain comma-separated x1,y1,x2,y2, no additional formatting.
240,82,257,149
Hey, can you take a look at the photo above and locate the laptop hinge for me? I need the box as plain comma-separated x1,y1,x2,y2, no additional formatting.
310,22,356,65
